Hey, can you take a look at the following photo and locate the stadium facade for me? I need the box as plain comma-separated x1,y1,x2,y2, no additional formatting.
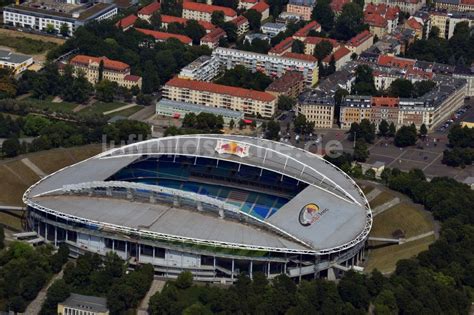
23,135,372,282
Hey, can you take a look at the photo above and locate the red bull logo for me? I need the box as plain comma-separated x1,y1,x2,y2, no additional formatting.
215,140,250,157
298,203,329,226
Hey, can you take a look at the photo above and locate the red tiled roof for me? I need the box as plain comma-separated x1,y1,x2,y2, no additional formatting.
198,20,216,30
364,13,387,28
231,15,248,26
250,1,270,12
183,2,237,17
161,15,187,24
330,0,350,12
378,55,416,69
323,46,350,62
378,55,394,66
241,0,258,3
138,1,160,16
165,77,276,102
385,7,400,20
347,30,373,47
269,36,294,54
266,71,304,92
282,52,317,62
116,14,137,29
201,27,226,42
71,55,130,71
304,36,339,47
371,96,399,107
406,17,423,30
135,28,193,44
124,74,142,82
293,21,321,38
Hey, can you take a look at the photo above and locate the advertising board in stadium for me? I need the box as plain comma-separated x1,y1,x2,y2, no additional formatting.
215,140,250,157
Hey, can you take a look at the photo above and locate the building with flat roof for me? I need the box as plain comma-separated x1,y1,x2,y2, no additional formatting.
261,22,287,37
178,55,221,81
156,98,244,124
163,77,277,117
212,47,319,86
58,293,109,315
3,2,117,36
0,50,33,74
70,55,142,89
435,0,474,12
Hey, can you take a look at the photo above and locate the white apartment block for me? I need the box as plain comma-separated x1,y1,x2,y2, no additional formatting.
212,47,319,86
178,55,221,81
163,77,277,118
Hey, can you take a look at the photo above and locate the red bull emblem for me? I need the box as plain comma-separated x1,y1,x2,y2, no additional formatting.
298,203,329,226
215,140,250,157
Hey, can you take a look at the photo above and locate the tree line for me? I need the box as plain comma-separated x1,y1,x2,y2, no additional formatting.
442,124,474,167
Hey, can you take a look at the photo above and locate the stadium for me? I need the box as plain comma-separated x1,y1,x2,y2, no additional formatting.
23,135,372,281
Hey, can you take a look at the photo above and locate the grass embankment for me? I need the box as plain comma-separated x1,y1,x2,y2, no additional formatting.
0,34,57,54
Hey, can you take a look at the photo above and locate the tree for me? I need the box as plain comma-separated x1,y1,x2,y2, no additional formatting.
353,139,369,162
98,60,104,82
176,271,193,289
394,125,417,147
40,280,71,315
332,3,365,40
413,80,436,97
388,79,413,98
221,22,238,43
277,95,296,111
184,20,206,45
243,9,262,31
161,0,182,16
0,225,4,250
291,39,305,53
429,25,440,38
266,120,280,140
311,0,335,32
229,119,235,129
2,137,20,157
23,115,51,136
335,88,349,122
352,65,376,95
313,40,333,60
211,10,225,27
388,122,396,137
59,23,69,37
150,12,162,30
378,119,389,136
293,114,314,135
95,79,118,102
215,65,272,91
45,23,56,34
419,123,428,137
141,60,160,94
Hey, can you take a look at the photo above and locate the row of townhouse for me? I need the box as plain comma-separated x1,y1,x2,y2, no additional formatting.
162,77,277,118
339,77,467,130
296,91,335,128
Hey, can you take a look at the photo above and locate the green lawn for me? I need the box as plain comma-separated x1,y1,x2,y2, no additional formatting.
0,34,57,54
24,97,78,113
78,101,127,115
370,191,395,208
106,105,143,118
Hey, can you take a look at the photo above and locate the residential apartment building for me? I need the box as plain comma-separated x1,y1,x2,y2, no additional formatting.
231,15,250,37
346,30,374,56
390,0,424,14
182,2,237,22
286,0,316,20
160,15,216,33
135,28,193,45
70,55,142,89
297,92,335,128
163,77,277,117
0,50,33,74
435,0,474,12
137,1,160,22
212,47,319,86
303,36,340,56
3,2,117,36
430,10,474,39
250,2,270,20
261,22,287,37
265,71,305,98
292,20,322,40
200,27,226,49
239,0,258,10
178,55,221,81
322,46,352,71
340,77,467,130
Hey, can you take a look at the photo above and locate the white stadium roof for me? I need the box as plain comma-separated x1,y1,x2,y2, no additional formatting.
24,135,372,255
